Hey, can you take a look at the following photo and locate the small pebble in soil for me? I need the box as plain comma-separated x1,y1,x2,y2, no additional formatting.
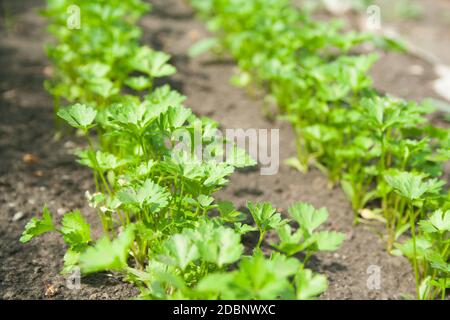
346,231,355,240
43,66,53,77
409,64,424,76
22,153,39,164
63,140,77,149
187,29,200,41
3,89,16,100
57,208,66,216
44,283,58,297
33,170,44,177
12,211,24,221
3,291,14,299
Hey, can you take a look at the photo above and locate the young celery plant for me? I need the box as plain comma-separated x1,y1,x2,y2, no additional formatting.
385,169,446,298
247,202,287,250
271,203,345,267
393,208,450,300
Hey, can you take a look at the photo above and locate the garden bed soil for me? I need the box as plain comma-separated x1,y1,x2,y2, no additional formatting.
1,0,448,299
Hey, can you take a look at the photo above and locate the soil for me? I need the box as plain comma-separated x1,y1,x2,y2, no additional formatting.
379,0,450,66
0,0,447,299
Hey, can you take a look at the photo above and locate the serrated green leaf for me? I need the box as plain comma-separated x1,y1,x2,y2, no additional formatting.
189,223,243,267
392,237,432,261
218,201,244,222
125,76,151,91
60,210,91,248
426,251,450,273
313,231,345,251
162,234,199,270
79,224,135,274
428,210,450,233
62,248,81,274
195,272,235,295
295,269,328,300
118,179,169,211
149,51,176,77
270,253,300,278
188,38,219,57
225,146,257,168
288,202,328,234
384,170,428,200
197,194,214,208
272,224,305,256
57,103,97,130
248,202,286,233
233,222,258,235
227,255,293,299
20,206,55,243
166,106,192,129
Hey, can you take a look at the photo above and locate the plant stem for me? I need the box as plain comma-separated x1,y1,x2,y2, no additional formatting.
86,134,112,195
99,170,112,195
442,278,446,301
408,204,420,299
256,231,265,249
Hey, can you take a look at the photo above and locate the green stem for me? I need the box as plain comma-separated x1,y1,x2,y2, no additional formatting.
303,251,312,268
256,231,265,249
98,170,112,195
86,134,112,195
97,210,109,238
408,204,420,299
442,278,446,301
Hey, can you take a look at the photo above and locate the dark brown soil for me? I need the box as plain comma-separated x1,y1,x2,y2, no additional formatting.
0,0,447,300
